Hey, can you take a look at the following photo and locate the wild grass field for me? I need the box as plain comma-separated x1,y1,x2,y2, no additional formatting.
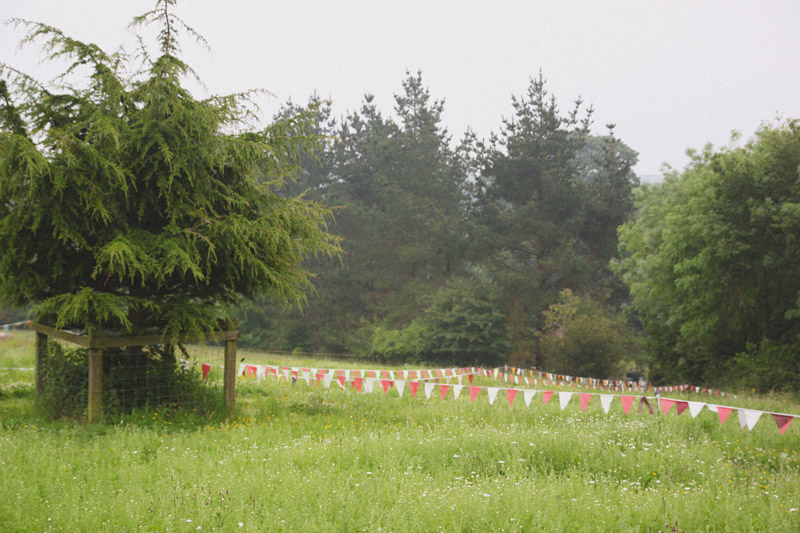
1,332,799,532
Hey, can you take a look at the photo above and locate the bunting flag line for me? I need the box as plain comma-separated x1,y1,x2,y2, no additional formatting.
773,414,793,435
487,387,499,405
470,386,480,402
559,391,572,411
440,384,451,400
523,390,536,407
212,362,797,435
424,382,435,399
499,366,738,398
507,389,518,407
620,395,635,415
542,390,554,405
453,384,463,400
600,394,613,414
738,409,762,431
660,398,675,415
688,401,704,418
579,393,592,412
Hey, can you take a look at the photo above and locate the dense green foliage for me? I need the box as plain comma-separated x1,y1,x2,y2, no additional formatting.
244,73,640,374
372,275,510,365
474,75,639,366
537,289,644,377
615,120,800,390
0,1,339,338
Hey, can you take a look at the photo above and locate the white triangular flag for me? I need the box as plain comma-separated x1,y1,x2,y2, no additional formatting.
282,368,290,381
363,378,374,393
302,371,310,386
238,363,246,377
523,390,536,407
323,373,333,388
688,401,705,418
256,365,264,383
707,404,718,413
424,382,435,399
559,391,573,411
345,370,351,382
395,379,405,398
453,384,463,399
389,370,395,381
457,374,463,385
738,409,762,431
487,387,499,405
600,394,613,414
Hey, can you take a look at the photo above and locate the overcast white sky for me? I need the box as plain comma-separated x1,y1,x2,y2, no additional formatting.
2,0,799,176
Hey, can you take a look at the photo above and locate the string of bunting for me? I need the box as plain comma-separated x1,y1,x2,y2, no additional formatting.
215,362,797,436
501,366,734,397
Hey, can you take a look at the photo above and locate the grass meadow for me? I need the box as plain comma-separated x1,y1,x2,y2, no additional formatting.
1,332,799,531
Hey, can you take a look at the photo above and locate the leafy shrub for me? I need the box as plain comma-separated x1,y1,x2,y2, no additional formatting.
537,289,644,378
372,276,510,366
729,339,800,393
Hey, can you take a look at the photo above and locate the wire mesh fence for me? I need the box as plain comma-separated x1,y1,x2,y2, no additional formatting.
0,325,230,419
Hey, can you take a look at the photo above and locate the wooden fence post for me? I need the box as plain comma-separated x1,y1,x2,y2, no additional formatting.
35,332,48,397
223,323,237,409
87,347,102,422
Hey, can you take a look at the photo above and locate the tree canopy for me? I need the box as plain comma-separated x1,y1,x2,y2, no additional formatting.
614,120,800,390
0,0,340,338
239,73,641,373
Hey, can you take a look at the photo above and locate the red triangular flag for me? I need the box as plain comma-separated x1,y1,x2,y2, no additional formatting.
507,389,518,406
246,365,257,377
579,393,592,412
717,406,733,425
440,384,450,399
353,377,363,392
381,379,392,393
676,401,688,415
660,398,676,415
315,372,323,385
201,364,210,380
542,390,554,405
337,376,346,389
620,395,635,415
409,381,420,398
292,370,299,380
468,374,474,384
773,414,794,435
470,386,481,402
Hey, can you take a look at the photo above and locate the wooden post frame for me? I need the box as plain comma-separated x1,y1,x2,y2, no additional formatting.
30,322,240,422
35,332,48,397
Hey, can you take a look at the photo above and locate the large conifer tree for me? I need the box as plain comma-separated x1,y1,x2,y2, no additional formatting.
0,0,340,339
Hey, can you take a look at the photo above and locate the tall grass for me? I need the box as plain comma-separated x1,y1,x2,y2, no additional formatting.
1,338,799,531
